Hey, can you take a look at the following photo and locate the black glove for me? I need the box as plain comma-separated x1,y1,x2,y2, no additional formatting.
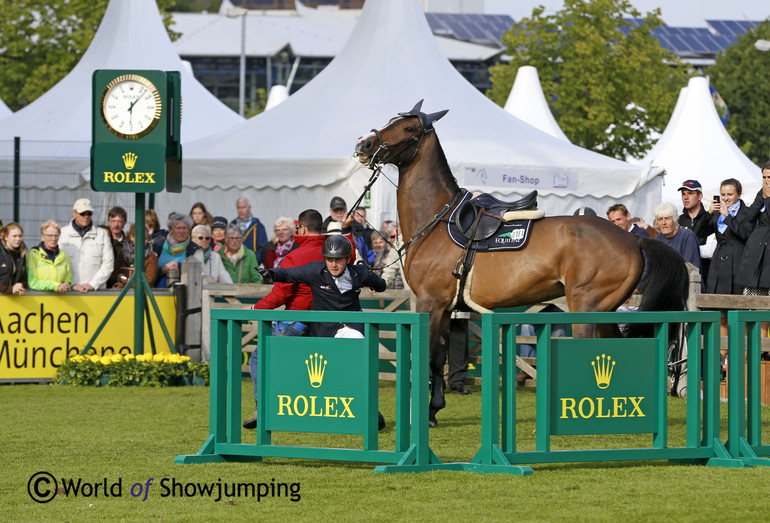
257,268,273,284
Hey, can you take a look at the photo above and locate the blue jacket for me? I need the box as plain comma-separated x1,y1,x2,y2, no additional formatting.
271,261,386,337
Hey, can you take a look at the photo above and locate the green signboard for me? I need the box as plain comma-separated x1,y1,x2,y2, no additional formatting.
91,69,182,193
264,337,374,435
550,338,658,435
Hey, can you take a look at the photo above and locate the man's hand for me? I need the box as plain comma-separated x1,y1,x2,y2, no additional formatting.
12,282,24,295
341,213,354,229
72,283,94,293
257,267,273,284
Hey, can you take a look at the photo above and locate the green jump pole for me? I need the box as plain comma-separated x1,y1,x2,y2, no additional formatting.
134,193,146,355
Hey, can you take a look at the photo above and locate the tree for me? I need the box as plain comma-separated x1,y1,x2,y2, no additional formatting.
708,21,770,166
487,0,690,160
0,0,178,111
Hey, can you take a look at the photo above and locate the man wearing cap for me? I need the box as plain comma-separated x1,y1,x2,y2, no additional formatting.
59,198,114,293
322,196,351,234
230,198,267,255
677,179,711,244
678,179,712,283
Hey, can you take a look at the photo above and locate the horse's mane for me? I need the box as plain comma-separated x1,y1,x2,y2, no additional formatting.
430,132,460,195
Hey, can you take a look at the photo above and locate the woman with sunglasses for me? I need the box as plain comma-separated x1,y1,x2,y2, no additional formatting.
191,224,232,283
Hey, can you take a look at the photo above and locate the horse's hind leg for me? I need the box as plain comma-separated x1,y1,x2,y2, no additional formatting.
428,308,452,427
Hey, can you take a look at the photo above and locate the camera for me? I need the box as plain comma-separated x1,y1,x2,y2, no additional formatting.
713,195,720,203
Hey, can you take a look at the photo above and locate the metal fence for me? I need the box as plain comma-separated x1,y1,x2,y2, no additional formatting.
0,138,139,240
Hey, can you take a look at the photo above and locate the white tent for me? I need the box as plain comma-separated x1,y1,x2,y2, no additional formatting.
265,85,289,111
182,0,660,228
0,0,242,143
0,0,242,235
503,65,570,143
641,76,762,207
0,98,11,120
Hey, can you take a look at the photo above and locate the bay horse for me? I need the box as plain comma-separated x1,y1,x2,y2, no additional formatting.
354,101,688,426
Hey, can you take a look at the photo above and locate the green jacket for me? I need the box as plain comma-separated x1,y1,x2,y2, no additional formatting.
27,246,72,291
220,248,263,284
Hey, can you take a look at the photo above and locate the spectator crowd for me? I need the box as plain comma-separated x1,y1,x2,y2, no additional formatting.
0,195,407,295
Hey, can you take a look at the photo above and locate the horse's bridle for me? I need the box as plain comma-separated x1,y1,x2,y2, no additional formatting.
352,115,462,273
365,117,433,168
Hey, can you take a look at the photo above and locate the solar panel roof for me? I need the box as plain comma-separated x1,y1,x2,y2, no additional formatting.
425,13,513,46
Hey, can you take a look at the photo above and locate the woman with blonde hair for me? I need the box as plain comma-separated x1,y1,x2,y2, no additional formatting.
0,222,28,295
263,217,298,269
27,220,72,293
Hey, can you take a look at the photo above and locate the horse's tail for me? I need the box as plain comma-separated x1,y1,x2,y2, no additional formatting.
624,237,689,338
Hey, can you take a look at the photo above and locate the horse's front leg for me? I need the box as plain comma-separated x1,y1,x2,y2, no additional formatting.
427,308,452,427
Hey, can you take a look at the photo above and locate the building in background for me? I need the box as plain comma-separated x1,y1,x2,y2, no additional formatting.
174,2,766,114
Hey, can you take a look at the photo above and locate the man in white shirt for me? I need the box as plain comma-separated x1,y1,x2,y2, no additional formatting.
58,198,114,292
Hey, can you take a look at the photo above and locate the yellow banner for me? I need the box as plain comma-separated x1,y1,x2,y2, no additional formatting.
0,295,176,381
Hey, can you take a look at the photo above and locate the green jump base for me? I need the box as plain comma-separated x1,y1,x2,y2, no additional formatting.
440,462,534,476
174,454,263,464
374,463,469,474
732,439,770,467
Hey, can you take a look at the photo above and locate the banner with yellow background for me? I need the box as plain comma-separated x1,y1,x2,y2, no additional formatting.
0,295,176,381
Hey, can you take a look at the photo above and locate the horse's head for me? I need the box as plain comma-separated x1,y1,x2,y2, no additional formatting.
355,100,448,168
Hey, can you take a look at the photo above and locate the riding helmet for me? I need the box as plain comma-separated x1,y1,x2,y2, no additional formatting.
322,235,353,259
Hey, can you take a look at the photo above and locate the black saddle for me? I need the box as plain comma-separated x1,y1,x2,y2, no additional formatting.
455,190,538,241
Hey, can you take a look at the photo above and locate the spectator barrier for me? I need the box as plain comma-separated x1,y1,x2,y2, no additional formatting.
176,309,454,473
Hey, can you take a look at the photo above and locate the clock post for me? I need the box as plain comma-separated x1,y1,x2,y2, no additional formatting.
88,69,183,356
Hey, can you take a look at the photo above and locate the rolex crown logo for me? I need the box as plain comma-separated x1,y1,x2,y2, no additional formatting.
591,354,615,389
306,353,327,388
122,152,137,170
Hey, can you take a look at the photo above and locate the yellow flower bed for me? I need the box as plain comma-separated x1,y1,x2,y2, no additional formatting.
55,352,207,387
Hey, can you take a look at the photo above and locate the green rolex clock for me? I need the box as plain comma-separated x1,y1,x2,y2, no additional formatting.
100,74,162,140
92,69,181,194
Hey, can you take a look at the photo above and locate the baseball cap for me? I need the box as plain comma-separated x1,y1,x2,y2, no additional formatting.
678,180,702,192
211,216,228,230
329,196,347,210
73,198,93,213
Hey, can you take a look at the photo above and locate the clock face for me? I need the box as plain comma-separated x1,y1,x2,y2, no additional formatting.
101,75,162,139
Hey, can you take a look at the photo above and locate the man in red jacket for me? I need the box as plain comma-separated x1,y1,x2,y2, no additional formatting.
243,209,355,429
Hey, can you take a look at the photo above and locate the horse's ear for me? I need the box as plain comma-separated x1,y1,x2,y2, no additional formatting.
411,100,424,113
426,109,448,126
